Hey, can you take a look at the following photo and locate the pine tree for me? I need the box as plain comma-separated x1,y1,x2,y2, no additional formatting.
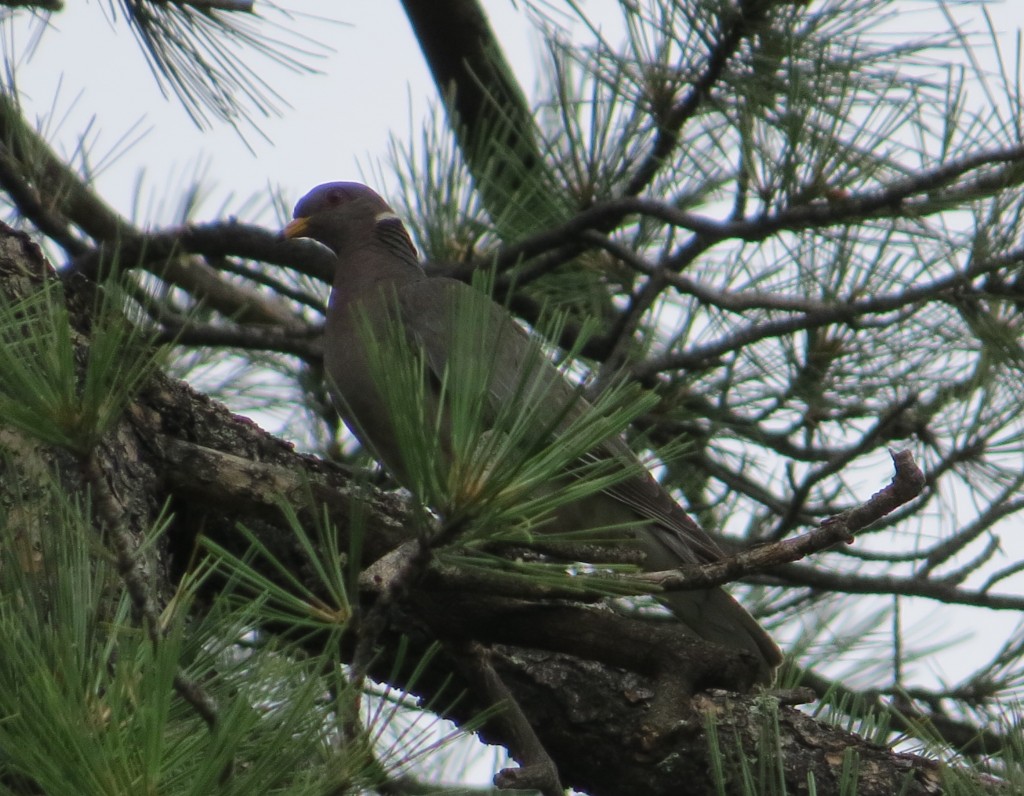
0,1,1022,794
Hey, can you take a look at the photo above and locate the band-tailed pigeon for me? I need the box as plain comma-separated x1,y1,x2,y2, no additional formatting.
283,182,782,683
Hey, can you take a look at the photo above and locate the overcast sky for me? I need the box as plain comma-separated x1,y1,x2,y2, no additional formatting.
5,1,561,223
6,2,1016,225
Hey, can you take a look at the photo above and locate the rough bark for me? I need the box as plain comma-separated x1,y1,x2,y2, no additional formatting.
0,223,981,794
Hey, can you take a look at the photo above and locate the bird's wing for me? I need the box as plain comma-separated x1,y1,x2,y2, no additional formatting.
397,277,725,563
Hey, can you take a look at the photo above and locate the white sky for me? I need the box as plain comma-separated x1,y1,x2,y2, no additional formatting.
6,2,1018,224
4,0,1023,706
3,1,559,224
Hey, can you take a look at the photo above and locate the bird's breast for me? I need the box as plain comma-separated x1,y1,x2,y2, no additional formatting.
323,290,407,470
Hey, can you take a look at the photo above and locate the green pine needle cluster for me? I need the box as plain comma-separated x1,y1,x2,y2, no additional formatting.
0,276,161,456
358,274,658,542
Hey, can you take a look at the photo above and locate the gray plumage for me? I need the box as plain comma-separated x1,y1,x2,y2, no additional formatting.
284,182,782,683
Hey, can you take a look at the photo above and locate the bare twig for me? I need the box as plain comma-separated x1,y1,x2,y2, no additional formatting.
767,398,920,540
762,565,1024,611
171,0,253,11
489,146,1024,274
636,244,1024,377
640,449,925,592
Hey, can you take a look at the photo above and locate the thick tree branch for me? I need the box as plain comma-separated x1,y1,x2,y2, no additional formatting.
69,222,336,286
153,318,323,359
0,1,63,10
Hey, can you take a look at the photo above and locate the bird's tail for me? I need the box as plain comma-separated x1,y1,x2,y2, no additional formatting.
660,587,782,685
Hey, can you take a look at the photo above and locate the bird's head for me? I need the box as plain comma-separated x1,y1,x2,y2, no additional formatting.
282,182,408,257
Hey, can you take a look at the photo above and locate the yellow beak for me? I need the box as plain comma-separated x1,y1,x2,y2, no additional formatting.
282,216,310,239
